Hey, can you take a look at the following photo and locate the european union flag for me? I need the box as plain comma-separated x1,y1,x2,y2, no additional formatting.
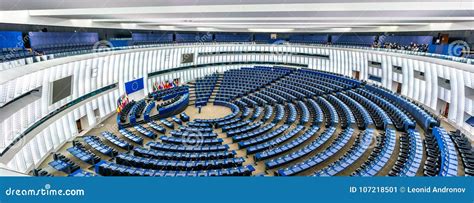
125,78,144,94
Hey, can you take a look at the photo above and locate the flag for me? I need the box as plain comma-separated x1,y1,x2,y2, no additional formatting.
116,94,129,113
154,81,160,91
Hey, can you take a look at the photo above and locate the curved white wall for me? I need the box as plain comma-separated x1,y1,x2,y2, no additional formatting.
0,43,473,173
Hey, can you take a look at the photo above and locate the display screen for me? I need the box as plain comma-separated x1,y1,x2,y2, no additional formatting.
181,53,194,63
51,75,72,104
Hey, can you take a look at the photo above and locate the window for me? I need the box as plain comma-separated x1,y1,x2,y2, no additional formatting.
414,70,425,80
393,65,403,74
368,74,382,83
466,86,474,100
437,77,451,90
368,61,382,69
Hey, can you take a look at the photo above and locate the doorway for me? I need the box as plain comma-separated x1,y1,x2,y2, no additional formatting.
76,119,83,133
352,71,360,80
392,81,402,94
436,98,449,118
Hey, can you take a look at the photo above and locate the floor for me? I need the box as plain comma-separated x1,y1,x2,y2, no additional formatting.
33,100,467,177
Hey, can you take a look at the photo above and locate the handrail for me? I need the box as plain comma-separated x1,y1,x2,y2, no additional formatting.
147,61,307,77
2,42,471,73
0,83,117,156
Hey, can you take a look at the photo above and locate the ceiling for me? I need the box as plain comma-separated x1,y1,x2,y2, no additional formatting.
0,0,472,33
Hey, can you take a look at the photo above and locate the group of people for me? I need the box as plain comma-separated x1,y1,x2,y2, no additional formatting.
372,42,429,52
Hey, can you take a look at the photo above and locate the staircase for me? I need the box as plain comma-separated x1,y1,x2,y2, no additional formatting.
188,82,197,105
208,73,223,103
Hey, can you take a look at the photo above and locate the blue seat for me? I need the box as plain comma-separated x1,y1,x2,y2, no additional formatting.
67,144,100,164
316,97,339,127
285,103,297,124
365,85,438,132
48,154,80,174
352,128,396,176
247,125,305,154
193,74,218,106
314,129,373,176
336,93,373,130
250,106,263,120
296,101,310,125
83,136,116,157
273,104,285,124
326,95,355,129
432,127,458,176
265,127,338,169
133,147,236,161
255,126,319,161
222,120,251,132
147,121,166,133
277,128,362,176
96,161,255,176
232,123,276,142
345,90,393,130
134,125,157,139
171,116,182,125
356,89,415,131
307,99,323,125
160,119,175,128
102,131,133,150
179,126,213,133
147,142,229,153
119,129,144,145
186,121,211,128
115,153,245,170
128,100,146,125
215,118,241,128
160,135,223,145
180,112,190,122
395,130,424,176
261,105,274,122
238,125,289,148
226,122,262,137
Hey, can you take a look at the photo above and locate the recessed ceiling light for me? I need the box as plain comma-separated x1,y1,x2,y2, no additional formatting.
248,28,294,32
159,26,176,29
197,27,216,31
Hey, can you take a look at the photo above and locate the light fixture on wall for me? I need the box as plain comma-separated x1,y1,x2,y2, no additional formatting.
91,66,98,78
248,28,294,32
